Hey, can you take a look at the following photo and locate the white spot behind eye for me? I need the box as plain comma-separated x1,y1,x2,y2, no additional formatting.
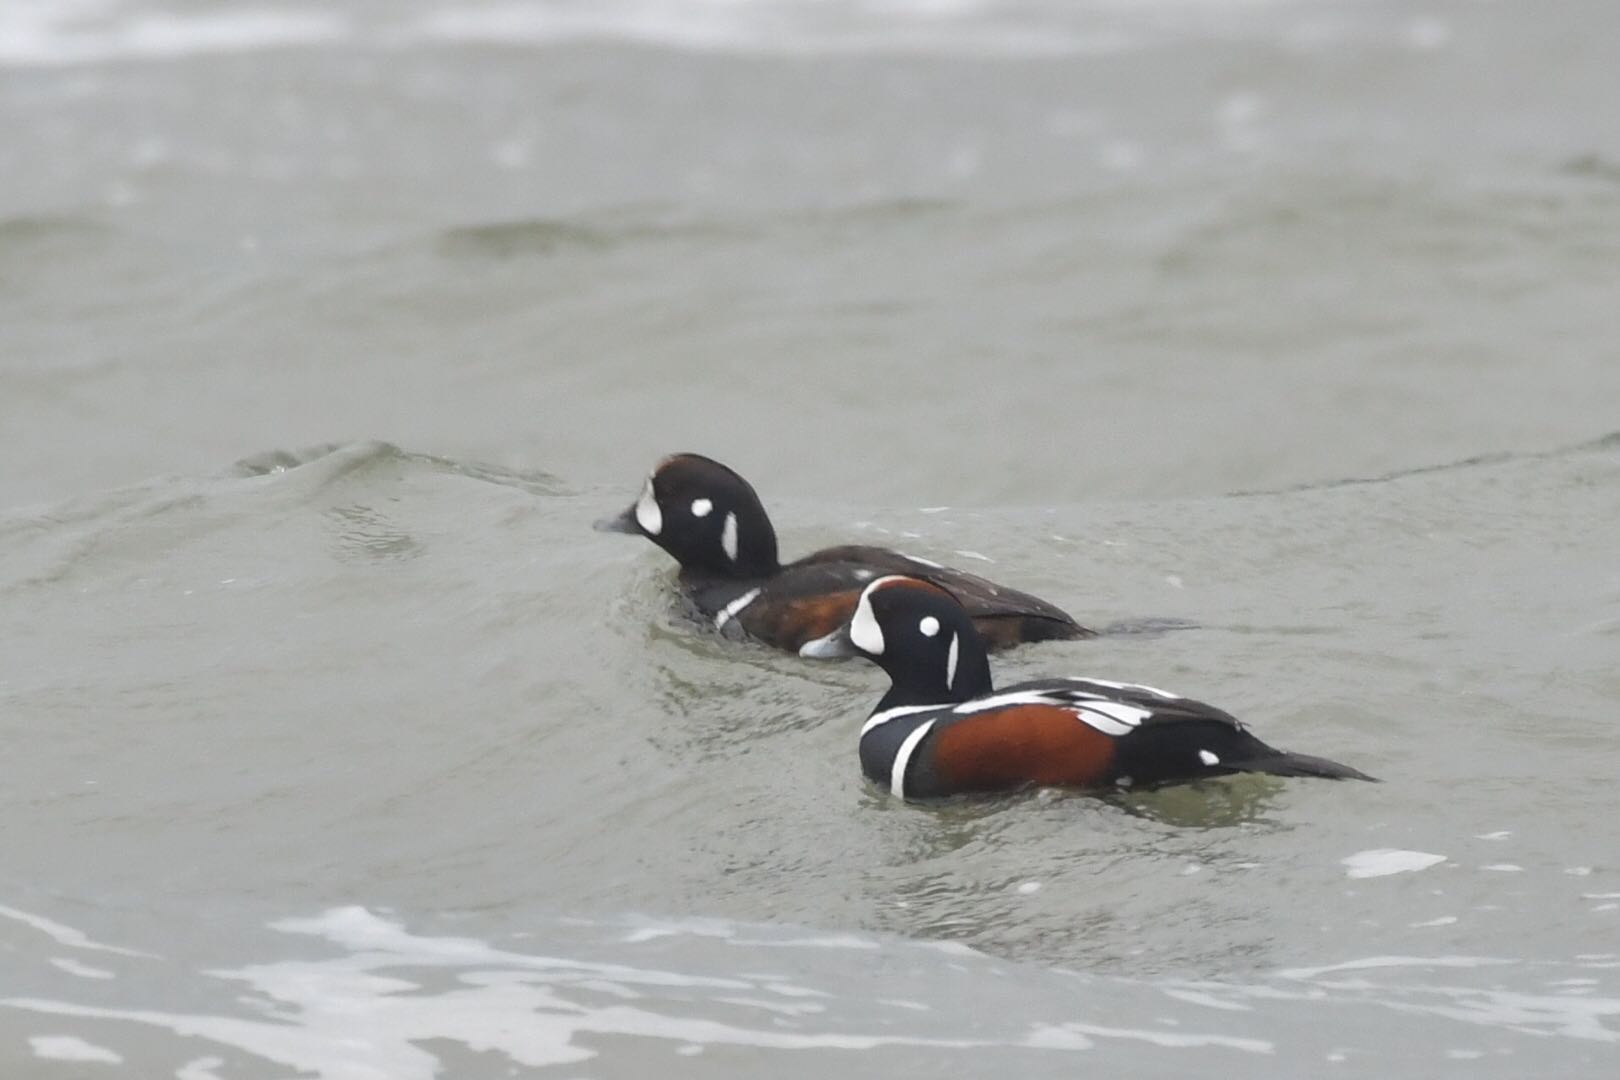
634,477,662,535
919,616,940,637
1199,749,1220,766
721,511,738,561
691,498,713,518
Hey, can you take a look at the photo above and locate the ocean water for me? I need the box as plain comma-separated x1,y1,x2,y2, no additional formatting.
4,1,1620,1076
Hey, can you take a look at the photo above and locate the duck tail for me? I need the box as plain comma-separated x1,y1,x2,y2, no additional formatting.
1245,751,1379,782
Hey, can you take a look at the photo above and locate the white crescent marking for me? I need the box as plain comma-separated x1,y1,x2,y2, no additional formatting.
891,719,937,800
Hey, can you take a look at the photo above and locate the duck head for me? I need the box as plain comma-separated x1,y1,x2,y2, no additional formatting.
801,576,994,705
596,453,780,578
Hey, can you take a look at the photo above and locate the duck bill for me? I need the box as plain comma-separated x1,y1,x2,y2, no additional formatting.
593,503,641,534
799,624,859,660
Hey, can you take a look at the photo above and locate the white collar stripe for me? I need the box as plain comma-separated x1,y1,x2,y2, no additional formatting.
860,703,942,737
713,587,761,630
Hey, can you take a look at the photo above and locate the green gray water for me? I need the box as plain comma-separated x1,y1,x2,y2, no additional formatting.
4,1,1620,1076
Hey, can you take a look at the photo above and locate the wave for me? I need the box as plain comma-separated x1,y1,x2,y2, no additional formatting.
1229,428,1620,499
0,442,563,589
0,0,1436,68
3,902,1616,1077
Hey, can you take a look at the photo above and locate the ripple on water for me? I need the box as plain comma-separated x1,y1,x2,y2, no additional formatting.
3,904,1619,1077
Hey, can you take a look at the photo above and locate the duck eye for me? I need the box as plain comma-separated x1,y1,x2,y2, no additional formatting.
918,616,940,637
690,498,713,518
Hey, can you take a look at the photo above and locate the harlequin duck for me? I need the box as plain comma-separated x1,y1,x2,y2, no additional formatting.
800,576,1375,799
595,453,1093,653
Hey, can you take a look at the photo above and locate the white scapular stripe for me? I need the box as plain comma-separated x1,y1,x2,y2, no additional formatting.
1199,749,1220,766
721,511,738,561
952,689,1067,715
953,688,1151,738
1074,703,1147,737
634,477,662,535
891,719,937,799
713,587,761,631
1066,676,1182,699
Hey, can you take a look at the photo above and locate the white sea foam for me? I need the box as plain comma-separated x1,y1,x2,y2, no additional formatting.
48,957,116,980
0,1,346,67
5,903,1619,1075
0,0,1377,67
29,1034,122,1063
1341,849,1447,879
0,903,151,957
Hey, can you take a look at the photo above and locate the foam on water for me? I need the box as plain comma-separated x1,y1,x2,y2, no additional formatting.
0,0,346,67
5,903,1620,1077
0,0,1430,66
28,1034,123,1064
1342,849,1448,879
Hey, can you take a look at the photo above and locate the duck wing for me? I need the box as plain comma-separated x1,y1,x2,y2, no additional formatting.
791,545,1092,643
941,678,1375,785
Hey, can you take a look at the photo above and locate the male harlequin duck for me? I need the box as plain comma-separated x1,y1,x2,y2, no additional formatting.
800,575,1375,799
596,453,1092,653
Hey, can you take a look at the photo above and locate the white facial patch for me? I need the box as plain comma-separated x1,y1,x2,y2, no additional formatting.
945,632,959,690
918,616,940,637
721,511,738,561
690,498,713,518
849,587,885,656
1199,749,1220,766
634,477,662,535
